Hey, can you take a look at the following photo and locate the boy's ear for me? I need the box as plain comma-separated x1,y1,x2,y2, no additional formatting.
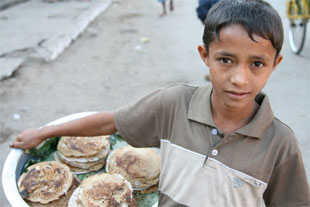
272,54,283,71
197,44,209,66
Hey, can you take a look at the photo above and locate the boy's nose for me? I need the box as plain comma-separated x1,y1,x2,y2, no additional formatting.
230,65,249,86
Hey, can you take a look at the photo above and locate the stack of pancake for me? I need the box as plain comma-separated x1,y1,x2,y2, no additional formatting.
106,146,160,191
68,173,136,207
18,161,79,207
18,136,161,206
54,136,110,174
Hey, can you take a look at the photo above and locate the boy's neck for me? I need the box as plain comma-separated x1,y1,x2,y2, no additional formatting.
211,95,259,134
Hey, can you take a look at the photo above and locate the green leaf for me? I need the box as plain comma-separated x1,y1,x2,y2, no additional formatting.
75,168,106,181
135,191,159,207
22,137,60,172
25,137,60,158
109,133,128,150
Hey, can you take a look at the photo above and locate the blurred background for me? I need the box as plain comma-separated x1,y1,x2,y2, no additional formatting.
0,0,309,206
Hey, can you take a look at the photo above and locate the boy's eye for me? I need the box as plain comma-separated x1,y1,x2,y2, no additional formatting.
219,58,232,64
252,61,264,68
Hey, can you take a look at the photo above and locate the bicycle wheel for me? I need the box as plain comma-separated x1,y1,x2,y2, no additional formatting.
288,19,307,54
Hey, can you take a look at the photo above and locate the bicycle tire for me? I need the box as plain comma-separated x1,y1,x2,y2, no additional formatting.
288,19,307,54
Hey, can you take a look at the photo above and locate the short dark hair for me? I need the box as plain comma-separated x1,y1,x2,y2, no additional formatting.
203,0,283,57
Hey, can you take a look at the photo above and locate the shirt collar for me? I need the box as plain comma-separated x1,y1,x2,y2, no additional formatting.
188,84,274,139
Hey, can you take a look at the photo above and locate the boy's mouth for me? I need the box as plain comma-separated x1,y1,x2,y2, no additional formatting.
226,90,250,99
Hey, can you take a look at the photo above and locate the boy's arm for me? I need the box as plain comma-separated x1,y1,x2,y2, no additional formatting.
10,111,116,150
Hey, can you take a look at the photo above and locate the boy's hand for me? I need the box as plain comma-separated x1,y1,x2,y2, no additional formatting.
10,128,45,149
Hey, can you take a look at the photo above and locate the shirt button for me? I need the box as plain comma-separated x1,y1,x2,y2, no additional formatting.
212,149,218,156
211,128,218,135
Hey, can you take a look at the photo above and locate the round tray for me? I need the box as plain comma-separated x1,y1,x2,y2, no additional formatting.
2,112,158,207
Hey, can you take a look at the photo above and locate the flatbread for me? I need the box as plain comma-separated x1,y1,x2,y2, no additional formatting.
26,176,80,207
53,152,90,174
18,161,73,204
56,147,109,163
57,136,110,158
69,173,136,207
106,146,160,190
55,151,105,171
55,136,110,174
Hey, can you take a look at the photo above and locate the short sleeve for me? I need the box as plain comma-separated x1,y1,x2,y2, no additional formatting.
114,89,162,148
263,150,310,207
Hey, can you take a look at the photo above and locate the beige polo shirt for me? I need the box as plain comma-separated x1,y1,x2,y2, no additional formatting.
114,84,310,207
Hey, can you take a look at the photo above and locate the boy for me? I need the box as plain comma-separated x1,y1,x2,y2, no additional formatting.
159,0,174,17
11,0,310,206
196,0,219,23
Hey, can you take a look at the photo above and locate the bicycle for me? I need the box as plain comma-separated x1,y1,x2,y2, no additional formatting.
286,0,310,54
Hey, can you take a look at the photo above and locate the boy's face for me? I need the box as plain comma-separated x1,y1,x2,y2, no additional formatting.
198,24,282,111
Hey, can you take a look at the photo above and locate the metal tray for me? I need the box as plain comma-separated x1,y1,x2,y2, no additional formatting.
2,112,158,207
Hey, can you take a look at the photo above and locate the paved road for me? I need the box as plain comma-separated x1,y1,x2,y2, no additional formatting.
0,0,309,206
0,0,111,80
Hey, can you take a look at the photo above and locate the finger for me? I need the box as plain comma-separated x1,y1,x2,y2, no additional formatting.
10,141,25,149
15,135,23,142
